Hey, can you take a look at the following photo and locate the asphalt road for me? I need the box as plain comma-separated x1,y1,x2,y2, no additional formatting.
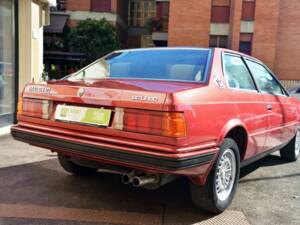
0,134,299,225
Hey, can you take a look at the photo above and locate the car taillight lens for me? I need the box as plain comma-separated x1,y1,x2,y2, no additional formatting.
17,97,23,116
20,98,53,119
113,108,186,138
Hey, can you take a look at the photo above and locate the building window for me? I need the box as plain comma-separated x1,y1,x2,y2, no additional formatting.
241,0,255,21
0,0,15,126
91,0,111,12
157,2,169,19
239,33,253,55
129,0,156,27
209,35,229,48
239,42,252,55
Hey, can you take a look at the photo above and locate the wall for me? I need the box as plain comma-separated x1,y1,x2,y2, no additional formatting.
66,0,91,11
19,0,50,92
229,0,242,51
18,0,32,92
252,0,280,70
274,0,300,81
31,1,44,83
168,0,211,47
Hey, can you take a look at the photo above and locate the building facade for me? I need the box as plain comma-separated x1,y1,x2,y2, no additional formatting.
44,0,300,87
0,0,54,127
127,0,300,87
168,0,300,88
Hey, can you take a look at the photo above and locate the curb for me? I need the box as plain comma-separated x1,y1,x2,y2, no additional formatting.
0,125,12,137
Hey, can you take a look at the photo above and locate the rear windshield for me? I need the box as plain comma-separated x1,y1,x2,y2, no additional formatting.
69,49,211,82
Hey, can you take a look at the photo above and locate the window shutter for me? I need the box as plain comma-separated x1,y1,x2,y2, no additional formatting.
211,6,230,23
242,1,256,21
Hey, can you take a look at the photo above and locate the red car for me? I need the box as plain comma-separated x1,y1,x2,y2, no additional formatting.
12,48,300,213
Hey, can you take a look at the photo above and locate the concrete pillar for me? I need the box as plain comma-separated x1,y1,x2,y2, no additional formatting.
18,0,32,92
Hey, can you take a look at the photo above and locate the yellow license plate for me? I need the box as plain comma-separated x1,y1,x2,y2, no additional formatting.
55,105,111,126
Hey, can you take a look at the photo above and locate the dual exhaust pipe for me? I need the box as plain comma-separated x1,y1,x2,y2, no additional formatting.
122,172,159,188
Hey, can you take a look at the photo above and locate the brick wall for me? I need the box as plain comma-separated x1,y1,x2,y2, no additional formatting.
168,0,211,47
229,0,242,51
252,0,280,70
66,0,91,11
67,19,78,28
274,0,300,81
280,80,300,90
66,0,116,12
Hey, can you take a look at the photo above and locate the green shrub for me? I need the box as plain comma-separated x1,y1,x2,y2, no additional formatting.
66,18,120,65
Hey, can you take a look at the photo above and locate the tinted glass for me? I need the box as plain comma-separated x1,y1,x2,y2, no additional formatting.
70,49,211,82
0,0,15,125
246,60,284,95
223,54,256,91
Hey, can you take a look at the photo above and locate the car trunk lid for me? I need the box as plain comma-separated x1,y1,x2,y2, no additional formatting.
22,79,202,111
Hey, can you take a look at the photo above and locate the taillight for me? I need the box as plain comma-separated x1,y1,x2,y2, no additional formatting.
17,97,23,116
113,108,186,138
21,98,53,119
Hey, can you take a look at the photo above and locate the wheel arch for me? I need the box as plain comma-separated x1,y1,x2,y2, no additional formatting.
217,119,249,161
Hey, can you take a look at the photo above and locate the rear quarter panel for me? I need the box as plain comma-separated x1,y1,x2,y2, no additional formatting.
166,49,270,160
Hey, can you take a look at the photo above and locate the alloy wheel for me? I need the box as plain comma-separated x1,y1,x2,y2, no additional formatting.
215,148,237,201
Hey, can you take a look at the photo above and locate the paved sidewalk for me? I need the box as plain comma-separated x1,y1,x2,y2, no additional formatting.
0,134,299,225
0,134,56,168
0,125,12,137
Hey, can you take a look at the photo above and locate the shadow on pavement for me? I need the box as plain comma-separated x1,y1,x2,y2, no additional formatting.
0,152,297,224
0,159,215,225
240,154,299,183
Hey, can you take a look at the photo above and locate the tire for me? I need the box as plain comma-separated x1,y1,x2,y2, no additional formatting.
58,153,98,176
190,138,240,214
280,129,300,162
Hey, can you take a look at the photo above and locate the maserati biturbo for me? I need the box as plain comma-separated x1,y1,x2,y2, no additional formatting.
11,48,300,213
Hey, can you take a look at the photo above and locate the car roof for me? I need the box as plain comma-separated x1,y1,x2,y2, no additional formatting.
114,47,211,53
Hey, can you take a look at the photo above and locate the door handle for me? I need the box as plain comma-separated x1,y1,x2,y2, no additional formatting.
267,104,273,111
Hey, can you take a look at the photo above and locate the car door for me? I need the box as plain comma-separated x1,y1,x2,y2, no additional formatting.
222,53,269,158
245,59,298,150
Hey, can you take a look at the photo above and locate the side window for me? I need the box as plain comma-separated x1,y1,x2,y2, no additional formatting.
245,60,284,96
223,54,257,91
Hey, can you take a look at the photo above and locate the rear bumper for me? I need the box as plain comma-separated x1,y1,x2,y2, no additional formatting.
11,125,218,176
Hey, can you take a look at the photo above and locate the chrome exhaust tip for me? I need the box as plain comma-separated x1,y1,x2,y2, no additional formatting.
132,175,158,188
121,171,135,184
